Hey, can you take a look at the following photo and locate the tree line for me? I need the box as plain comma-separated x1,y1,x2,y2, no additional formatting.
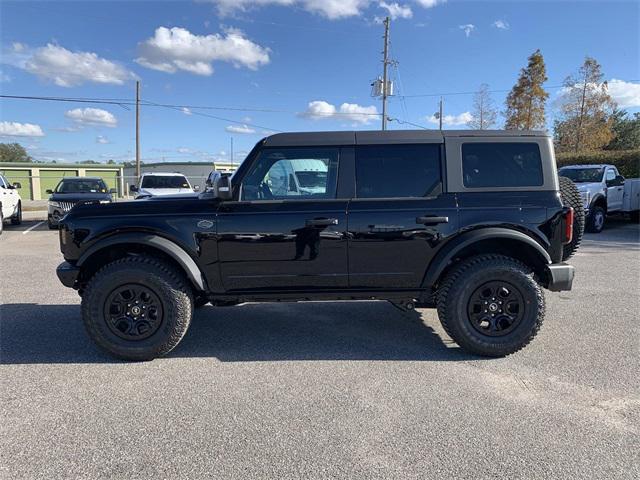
467,49,639,153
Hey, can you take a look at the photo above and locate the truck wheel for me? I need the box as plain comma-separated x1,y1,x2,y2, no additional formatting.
436,255,545,357
81,255,194,361
0,210,3,236
11,202,22,225
558,176,584,260
586,205,605,233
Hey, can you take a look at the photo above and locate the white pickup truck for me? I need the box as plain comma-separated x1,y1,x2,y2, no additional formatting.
0,174,23,235
558,164,640,233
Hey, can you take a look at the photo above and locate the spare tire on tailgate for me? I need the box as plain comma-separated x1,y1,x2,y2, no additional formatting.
559,176,585,261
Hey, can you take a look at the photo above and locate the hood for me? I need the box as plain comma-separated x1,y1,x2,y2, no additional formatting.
575,182,603,194
63,194,218,221
137,187,194,197
50,192,112,203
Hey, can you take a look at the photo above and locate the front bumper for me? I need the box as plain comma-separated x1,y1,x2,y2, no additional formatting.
545,263,575,292
57,261,80,288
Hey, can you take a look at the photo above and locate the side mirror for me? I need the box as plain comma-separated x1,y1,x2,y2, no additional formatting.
129,185,138,193
12,182,22,189
193,185,200,192
616,175,625,186
109,188,117,194
46,189,54,194
214,174,233,200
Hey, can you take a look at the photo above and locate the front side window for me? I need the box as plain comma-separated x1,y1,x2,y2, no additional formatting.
241,148,339,201
606,169,616,182
355,144,441,198
462,143,543,188
141,176,190,189
56,179,108,193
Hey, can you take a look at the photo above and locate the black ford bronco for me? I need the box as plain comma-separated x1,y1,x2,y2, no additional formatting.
56,130,582,360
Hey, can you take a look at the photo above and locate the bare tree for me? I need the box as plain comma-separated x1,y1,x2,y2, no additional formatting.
468,84,498,129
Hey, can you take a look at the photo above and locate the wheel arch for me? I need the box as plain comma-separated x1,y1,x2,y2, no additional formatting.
590,194,607,212
76,234,206,292
423,228,552,289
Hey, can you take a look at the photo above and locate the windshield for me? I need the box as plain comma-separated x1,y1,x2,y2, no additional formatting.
558,167,604,183
56,179,107,193
295,171,327,189
141,175,190,189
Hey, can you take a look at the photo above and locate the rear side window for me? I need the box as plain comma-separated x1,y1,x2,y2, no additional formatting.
355,144,441,198
462,143,543,188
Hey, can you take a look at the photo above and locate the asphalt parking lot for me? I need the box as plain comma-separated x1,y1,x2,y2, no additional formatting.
1,219,639,479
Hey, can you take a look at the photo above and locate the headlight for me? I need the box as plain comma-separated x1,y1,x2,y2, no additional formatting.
49,201,61,208
580,191,590,208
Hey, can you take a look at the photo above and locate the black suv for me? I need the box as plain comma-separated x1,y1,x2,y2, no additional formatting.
56,130,579,360
47,177,115,229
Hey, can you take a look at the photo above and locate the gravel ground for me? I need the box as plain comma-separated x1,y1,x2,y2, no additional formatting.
1,218,638,479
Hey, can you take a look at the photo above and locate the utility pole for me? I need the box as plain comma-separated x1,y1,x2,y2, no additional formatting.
135,80,141,179
381,16,390,131
230,137,234,166
439,97,443,131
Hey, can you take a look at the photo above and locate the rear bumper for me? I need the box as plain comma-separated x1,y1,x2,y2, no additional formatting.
545,263,575,292
56,261,79,288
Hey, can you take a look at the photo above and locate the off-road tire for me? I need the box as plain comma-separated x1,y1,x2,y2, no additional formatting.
558,176,584,260
436,255,545,357
11,202,22,225
586,205,606,233
48,221,58,230
81,255,194,361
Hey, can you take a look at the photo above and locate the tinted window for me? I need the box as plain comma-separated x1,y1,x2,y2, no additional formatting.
355,144,441,198
241,148,339,201
462,143,543,188
56,179,107,193
558,167,604,183
141,176,190,189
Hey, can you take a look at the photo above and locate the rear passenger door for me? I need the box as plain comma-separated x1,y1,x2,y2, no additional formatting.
346,143,458,290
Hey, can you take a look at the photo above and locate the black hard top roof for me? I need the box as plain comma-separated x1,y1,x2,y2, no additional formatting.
263,129,549,147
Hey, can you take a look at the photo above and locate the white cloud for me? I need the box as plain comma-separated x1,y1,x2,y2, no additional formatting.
379,2,413,20
301,100,379,124
427,111,473,126
0,121,45,137
65,108,118,127
0,70,10,82
459,24,475,37
225,124,257,134
202,0,443,19
8,43,135,87
182,107,193,115
136,26,270,75
492,19,509,30
96,135,110,144
177,147,194,154
607,79,640,108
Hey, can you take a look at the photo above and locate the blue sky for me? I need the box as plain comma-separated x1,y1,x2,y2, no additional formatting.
1,0,639,164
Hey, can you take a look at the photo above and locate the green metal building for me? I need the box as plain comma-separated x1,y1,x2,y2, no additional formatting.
0,162,125,200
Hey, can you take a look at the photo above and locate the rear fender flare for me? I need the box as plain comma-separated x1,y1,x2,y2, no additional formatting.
422,227,551,287
77,233,206,291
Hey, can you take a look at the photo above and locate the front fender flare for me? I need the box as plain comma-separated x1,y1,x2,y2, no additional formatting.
77,233,206,291
422,227,551,287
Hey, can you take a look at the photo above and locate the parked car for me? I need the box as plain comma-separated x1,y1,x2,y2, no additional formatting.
47,177,115,229
130,172,199,199
56,130,578,361
558,164,640,232
0,174,23,235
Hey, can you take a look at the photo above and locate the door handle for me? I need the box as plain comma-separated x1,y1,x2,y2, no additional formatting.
306,217,338,227
416,215,449,225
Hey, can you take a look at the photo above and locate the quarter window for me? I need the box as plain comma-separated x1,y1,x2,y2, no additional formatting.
355,144,441,198
241,148,339,201
462,143,543,188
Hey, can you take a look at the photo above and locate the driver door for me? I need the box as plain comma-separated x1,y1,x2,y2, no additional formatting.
216,147,349,291
605,168,624,211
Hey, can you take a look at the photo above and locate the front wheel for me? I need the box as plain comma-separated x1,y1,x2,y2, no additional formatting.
81,255,194,361
586,205,605,233
437,255,545,357
11,202,22,225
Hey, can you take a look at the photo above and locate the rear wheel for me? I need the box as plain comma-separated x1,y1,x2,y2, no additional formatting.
437,255,545,357
81,255,194,361
558,176,584,260
586,205,606,233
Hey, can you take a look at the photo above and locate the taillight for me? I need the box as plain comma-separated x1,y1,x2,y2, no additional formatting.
564,207,574,244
